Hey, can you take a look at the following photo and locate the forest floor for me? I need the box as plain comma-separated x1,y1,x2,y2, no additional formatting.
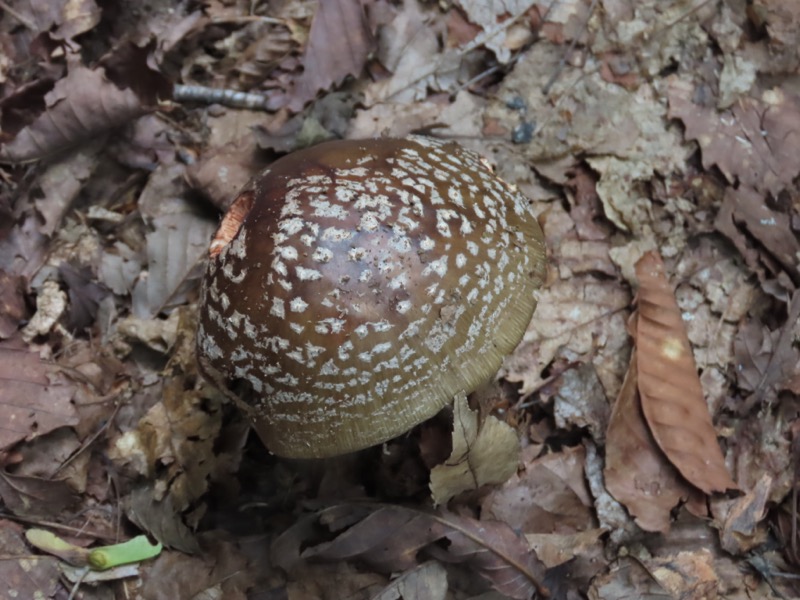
1,0,799,599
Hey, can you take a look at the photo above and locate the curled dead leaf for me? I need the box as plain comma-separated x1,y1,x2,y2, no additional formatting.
604,349,692,532
634,251,738,494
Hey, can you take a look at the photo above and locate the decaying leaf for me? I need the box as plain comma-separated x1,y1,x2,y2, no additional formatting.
715,186,800,283
429,393,519,506
0,523,61,600
0,271,28,339
668,79,800,197
134,210,217,317
20,280,67,342
634,251,737,494
733,292,800,408
604,349,692,533
719,473,771,555
482,445,595,535
274,504,548,600
0,472,79,518
525,528,605,569
288,0,373,111
10,0,101,40
124,486,200,554
0,45,171,163
0,340,78,452
645,549,719,599
372,561,448,600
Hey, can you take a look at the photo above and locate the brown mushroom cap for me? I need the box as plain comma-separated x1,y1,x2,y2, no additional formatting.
197,136,546,458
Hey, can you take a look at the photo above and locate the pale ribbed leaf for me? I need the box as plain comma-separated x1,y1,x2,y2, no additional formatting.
634,251,737,494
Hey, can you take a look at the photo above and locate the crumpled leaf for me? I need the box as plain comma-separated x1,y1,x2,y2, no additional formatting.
733,292,800,409
372,561,448,600
429,393,519,506
0,472,79,518
482,445,595,535
668,79,800,197
645,549,719,599
719,473,771,555
58,263,110,332
134,210,217,317
604,349,692,533
288,0,373,111
715,186,800,283
0,340,78,452
634,251,738,494
0,43,171,163
0,524,61,600
12,0,101,40
124,486,200,554
0,271,28,339
274,504,548,600
525,528,605,569
454,1,538,64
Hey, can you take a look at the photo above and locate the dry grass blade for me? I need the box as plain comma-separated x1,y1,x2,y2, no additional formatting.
634,251,737,494
295,504,549,599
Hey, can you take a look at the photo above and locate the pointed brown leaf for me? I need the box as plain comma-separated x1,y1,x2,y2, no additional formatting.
288,0,373,111
634,251,737,494
0,44,170,163
604,349,692,532
0,340,78,452
277,504,548,599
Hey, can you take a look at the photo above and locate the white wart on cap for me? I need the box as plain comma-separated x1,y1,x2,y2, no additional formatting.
197,136,546,458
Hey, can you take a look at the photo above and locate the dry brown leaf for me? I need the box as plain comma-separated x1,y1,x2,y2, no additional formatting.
283,562,387,600
635,251,737,494
0,271,27,339
719,473,771,555
15,0,101,40
138,535,254,599
429,393,519,506
552,363,611,443
0,340,78,452
364,0,460,105
132,208,217,318
715,186,800,283
372,561,448,600
604,349,692,533
525,528,605,569
0,472,79,518
32,146,100,235
0,45,170,163
733,292,800,408
482,445,595,535
668,79,800,197
454,1,538,63
276,504,548,600
288,0,373,111
644,549,719,599
0,522,61,599
587,555,670,599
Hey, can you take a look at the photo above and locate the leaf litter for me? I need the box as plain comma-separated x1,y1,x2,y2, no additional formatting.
0,0,799,598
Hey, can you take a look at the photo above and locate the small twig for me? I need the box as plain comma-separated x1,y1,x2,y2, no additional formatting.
210,15,286,26
173,84,271,111
0,511,117,542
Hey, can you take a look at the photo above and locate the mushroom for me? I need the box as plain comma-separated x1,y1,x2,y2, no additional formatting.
196,136,546,458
